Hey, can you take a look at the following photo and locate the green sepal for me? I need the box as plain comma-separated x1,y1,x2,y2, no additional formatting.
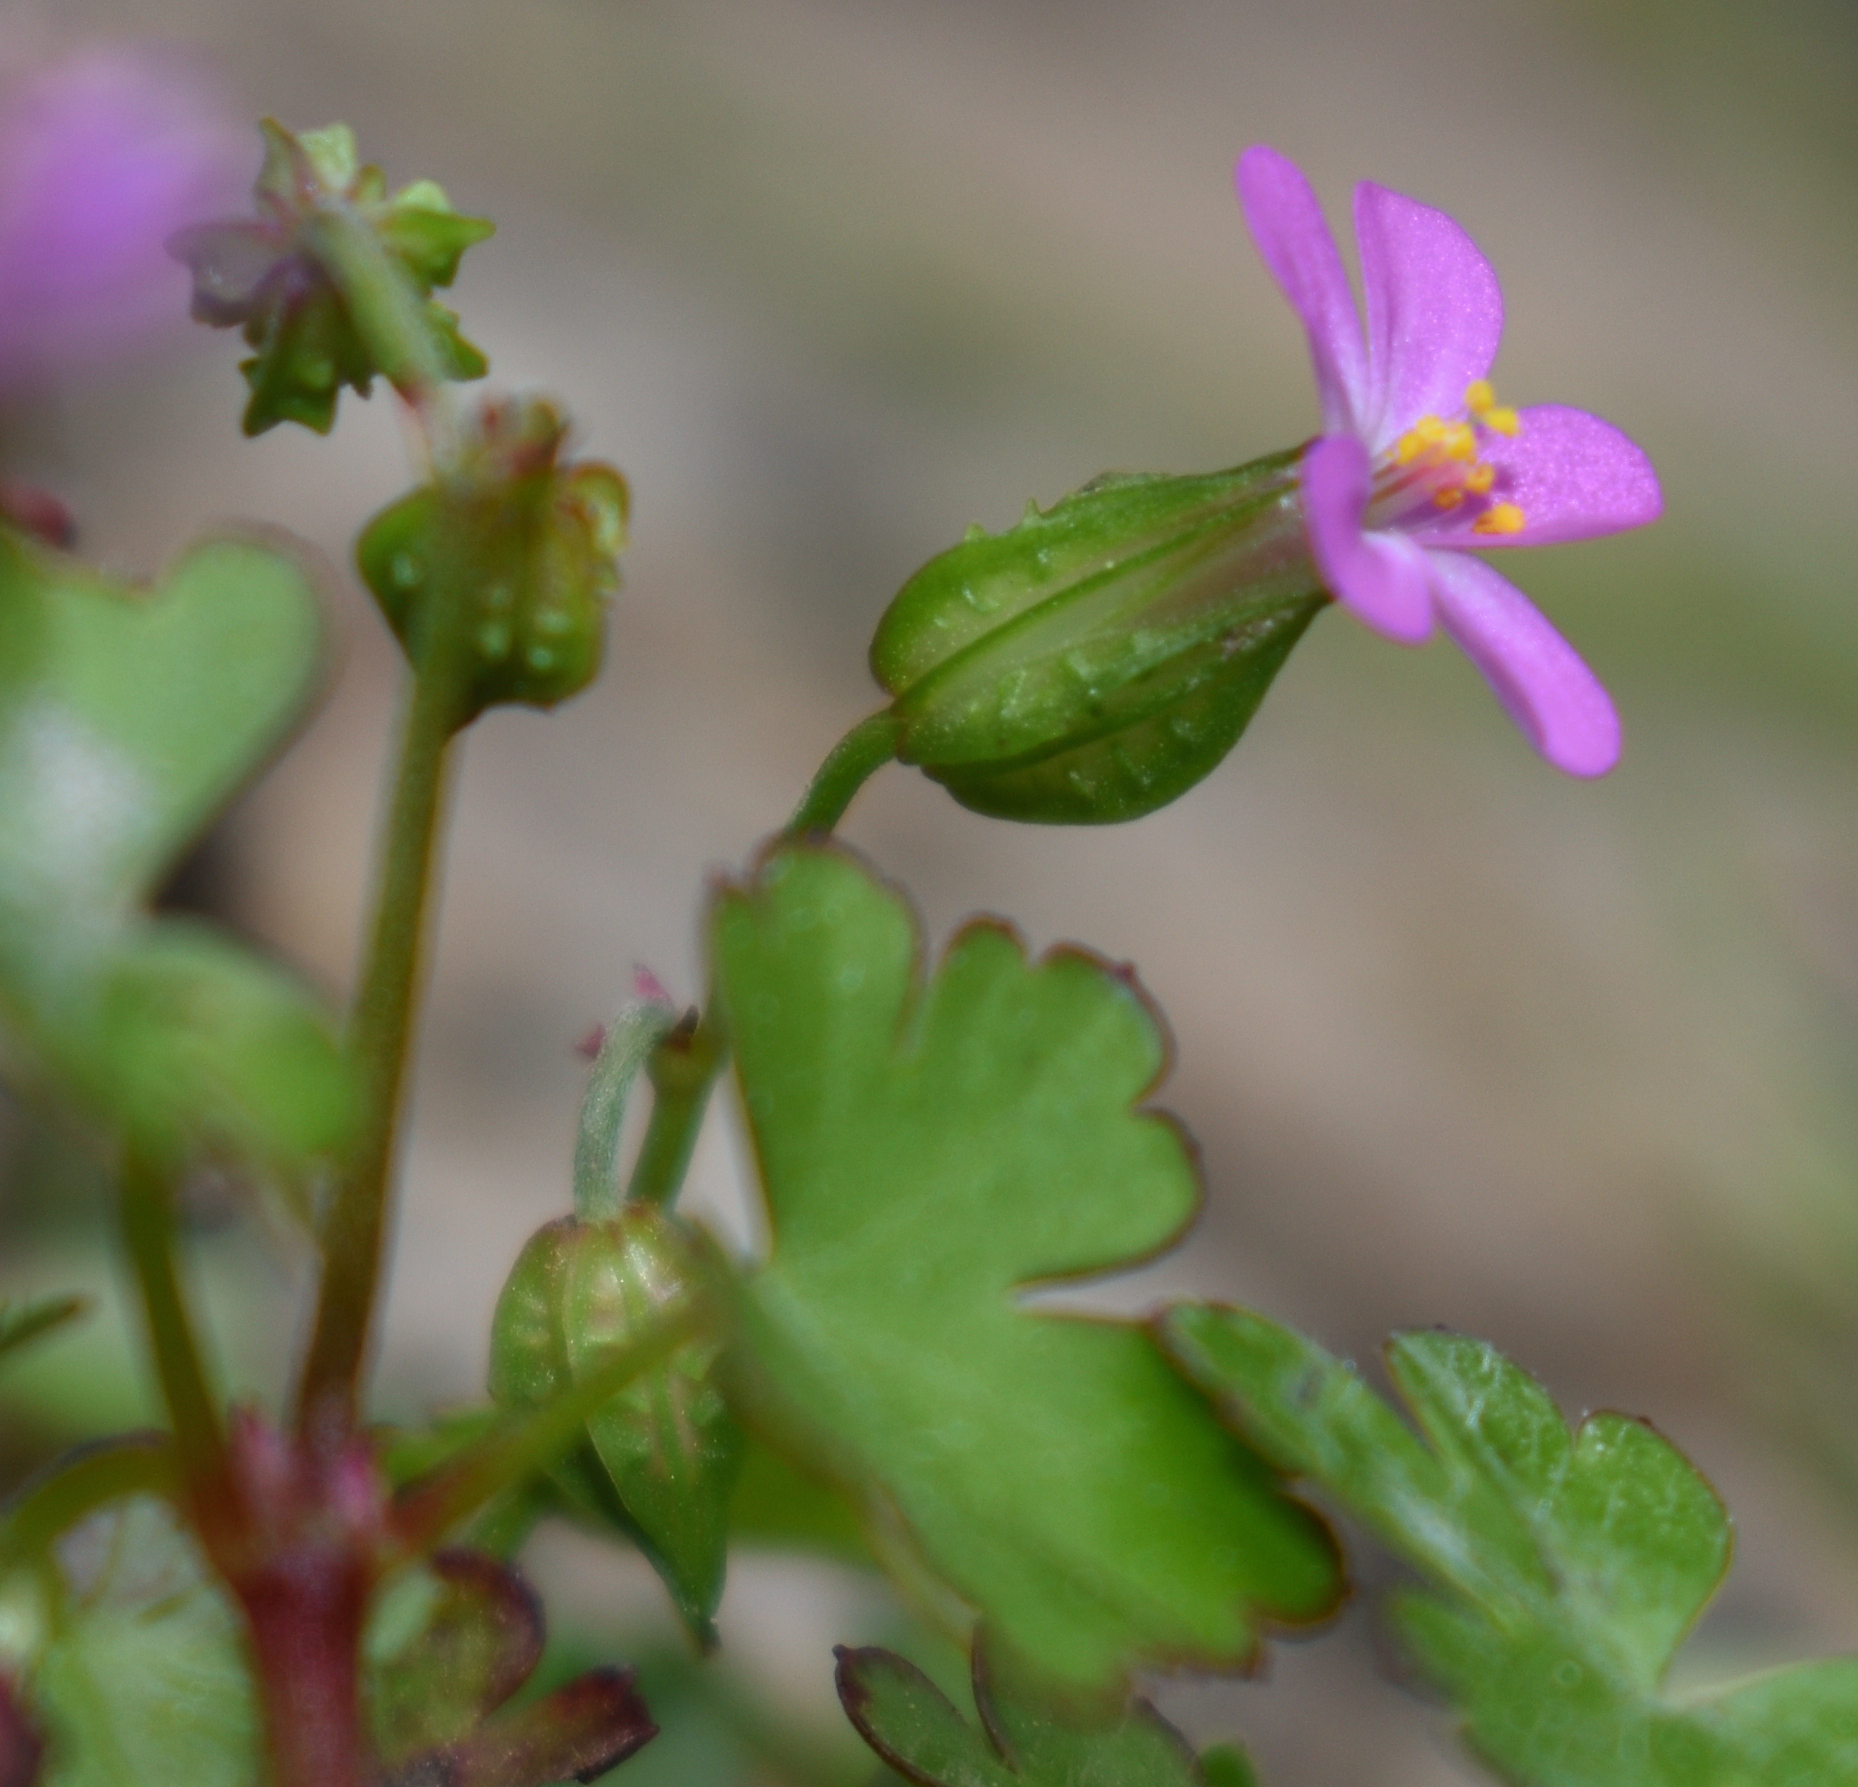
487,1210,742,1648
357,397,627,723
0,532,352,1178
713,841,1339,1692
871,454,1325,823
1162,1305,1858,1786
834,1642,1236,1787
172,118,494,435
365,1550,543,1764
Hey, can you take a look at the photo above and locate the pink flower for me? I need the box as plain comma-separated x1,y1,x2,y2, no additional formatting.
1238,146,1660,776
0,46,245,383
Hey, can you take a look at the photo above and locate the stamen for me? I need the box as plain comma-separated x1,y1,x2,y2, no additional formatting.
1464,379,1521,437
1472,502,1526,535
1464,463,1495,494
1395,416,1448,464
1433,488,1464,509
1394,413,1479,466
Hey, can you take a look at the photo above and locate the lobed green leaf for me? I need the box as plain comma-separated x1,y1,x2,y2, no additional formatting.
712,842,1338,1692
1162,1304,1858,1785
0,532,350,1176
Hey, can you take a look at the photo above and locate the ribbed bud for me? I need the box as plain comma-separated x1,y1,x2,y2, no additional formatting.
873,451,1326,822
488,1208,739,1647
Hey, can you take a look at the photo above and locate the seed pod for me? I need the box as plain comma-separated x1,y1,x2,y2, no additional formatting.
873,452,1326,822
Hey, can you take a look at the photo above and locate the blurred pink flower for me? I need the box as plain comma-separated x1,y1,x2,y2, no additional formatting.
0,45,246,384
1239,145,1661,776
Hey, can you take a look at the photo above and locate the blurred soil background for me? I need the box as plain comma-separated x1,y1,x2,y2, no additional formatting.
2,1,1858,1782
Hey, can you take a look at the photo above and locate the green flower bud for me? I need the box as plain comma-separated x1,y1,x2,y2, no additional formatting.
488,1207,741,1647
171,120,493,435
872,451,1326,822
357,396,627,722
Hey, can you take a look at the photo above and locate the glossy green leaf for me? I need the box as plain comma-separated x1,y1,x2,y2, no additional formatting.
834,1644,1223,1787
488,1210,741,1646
29,1495,258,1787
712,843,1338,1691
726,1435,869,1563
1162,1305,1858,1785
0,533,350,1173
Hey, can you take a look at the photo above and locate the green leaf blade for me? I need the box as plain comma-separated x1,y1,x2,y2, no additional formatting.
0,533,350,1176
1161,1304,1858,1786
716,844,1338,1691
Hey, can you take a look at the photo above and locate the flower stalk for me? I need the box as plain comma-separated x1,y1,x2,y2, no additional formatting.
294,613,469,1442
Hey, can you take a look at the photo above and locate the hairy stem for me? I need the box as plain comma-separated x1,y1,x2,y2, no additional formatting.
296,646,466,1441
788,710,897,835
573,1003,677,1222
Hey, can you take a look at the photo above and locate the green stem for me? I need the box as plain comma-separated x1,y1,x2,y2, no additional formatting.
0,1438,179,1571
119,1156,229,1503
305,207,447,395
573,1003,677,1222
304,205,468,475
626,1013,726,1210
296,643,466,1441
393,1294,709,1552
788,710,898,835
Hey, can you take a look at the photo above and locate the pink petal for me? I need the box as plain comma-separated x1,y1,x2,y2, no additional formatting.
0,50,246,380
1354,181,1503,449
1424,549,1620,776
1303,435,1433,643
1236,146,1368,437
1445,405,1663,547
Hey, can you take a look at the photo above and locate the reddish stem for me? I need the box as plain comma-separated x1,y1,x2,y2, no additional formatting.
235,1550,374,1787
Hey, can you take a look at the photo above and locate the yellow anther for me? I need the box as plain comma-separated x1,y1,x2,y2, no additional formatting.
1439,422,1477,461
1395,415,1445,464
1472,502,1526,535
1464,379,1522,437
1464,462,1496,495
1433,487,1464,509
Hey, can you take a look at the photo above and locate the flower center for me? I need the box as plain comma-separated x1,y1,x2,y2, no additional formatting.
1371,380,1525,536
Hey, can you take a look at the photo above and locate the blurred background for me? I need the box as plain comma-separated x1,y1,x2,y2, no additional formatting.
1,1,1856,1782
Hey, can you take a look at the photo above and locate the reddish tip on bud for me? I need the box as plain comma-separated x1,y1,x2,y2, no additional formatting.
631,965,674,1007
